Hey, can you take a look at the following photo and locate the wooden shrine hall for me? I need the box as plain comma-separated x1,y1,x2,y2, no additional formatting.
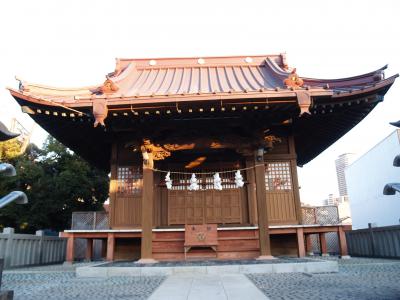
9,54,397,262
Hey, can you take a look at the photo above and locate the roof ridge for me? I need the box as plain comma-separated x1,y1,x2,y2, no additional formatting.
117,54,283,61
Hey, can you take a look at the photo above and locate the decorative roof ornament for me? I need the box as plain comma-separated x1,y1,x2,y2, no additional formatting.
213,173,223,190
15,77,30,92
283,68,304,89
188,173,200,191
100,78,119,94
235,170,244,188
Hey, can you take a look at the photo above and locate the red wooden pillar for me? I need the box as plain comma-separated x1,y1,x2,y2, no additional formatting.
338,226,350,258
254,153,273,259
305,234,314,256
66,234,75,263
85,238,93,261
319,232,328,256
138,159,157,263
107,233,115,261
297,228,306,257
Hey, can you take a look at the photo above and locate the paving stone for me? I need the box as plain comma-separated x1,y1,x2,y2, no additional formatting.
247,257,400,300
2,271,165,300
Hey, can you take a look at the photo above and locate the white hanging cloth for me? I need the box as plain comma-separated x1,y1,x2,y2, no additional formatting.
213,172,223,190
235,170,244,188
188,173,200,190
165,172,173,190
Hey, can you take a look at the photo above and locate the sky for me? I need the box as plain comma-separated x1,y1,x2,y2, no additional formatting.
0,0,399,205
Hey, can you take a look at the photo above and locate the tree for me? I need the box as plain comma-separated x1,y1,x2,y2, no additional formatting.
0,136,109,233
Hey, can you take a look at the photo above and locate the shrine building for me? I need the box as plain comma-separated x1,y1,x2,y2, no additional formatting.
8,54,398,262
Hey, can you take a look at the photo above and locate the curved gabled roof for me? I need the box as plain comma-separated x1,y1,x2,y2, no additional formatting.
7,54,398,170
11,54,392,105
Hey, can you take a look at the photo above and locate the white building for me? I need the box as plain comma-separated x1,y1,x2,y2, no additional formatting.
335,153,355,197
346,130,400,229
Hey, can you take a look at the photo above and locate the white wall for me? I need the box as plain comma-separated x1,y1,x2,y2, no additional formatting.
346,130,400,229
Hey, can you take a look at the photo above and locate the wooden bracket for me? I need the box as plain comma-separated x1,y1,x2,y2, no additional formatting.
93,99,108,127
295,90,312,115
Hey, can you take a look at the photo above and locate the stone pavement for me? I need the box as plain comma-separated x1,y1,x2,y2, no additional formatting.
149,273,268,300
2,257,400,300
3,263,165,300
248,257,400,300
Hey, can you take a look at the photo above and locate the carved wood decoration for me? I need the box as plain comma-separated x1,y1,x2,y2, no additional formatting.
264,135,282,151
93,99,108,127
163,144,195,151
185,156,206,169
101,78,119,94
141,139,171,169
283,68,304,89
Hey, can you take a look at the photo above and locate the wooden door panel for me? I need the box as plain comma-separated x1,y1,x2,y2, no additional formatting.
168,189,242,225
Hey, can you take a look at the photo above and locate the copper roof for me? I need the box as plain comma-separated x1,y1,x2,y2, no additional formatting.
11,54,394,106
7,54,398,170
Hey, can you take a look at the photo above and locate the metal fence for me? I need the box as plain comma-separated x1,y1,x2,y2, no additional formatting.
71,211,109,230
0,228,67,269
346,224,400,258
71,212,108,260
301,206,340,225
302,206,340,254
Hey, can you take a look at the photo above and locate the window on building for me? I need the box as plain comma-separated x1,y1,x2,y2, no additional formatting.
117,166,143,196
265,162,292,191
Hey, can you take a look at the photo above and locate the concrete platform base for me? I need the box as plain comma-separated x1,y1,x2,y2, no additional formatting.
256,255,276,260
76,259,338,277
136,258,158,264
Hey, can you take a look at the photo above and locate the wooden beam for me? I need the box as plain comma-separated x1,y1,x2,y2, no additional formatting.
85,239,93,261
297,227,306,257
65,234,75,263
106,233,115,261
319,232,328,256
254,153,273,259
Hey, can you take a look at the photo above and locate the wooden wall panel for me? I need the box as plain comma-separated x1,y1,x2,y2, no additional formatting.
114,238,141,260
168,191,186,225
152,229,260,260
264,159,300,225
267,191,297,224
270,234,298,256
112,196,142,228
152,229,299,260
205,192,222,223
